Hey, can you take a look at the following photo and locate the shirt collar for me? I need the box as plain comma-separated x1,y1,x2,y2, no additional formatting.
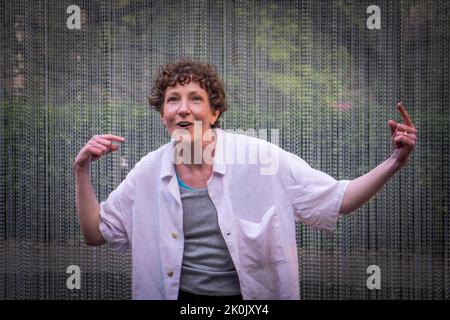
159,127,227,180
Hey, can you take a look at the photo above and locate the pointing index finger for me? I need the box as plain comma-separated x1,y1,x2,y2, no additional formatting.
99,134,126,142
397,102,415,128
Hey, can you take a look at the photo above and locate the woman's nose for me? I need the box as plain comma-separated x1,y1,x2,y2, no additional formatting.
177,100,190,115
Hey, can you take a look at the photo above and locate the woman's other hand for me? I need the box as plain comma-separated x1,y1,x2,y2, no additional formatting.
388,102,417,168
74,134,125,169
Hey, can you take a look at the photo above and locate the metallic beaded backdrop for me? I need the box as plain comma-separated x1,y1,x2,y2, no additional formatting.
1,0,449,299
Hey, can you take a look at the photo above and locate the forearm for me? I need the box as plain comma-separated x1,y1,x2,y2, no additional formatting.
74,165,106,245
340,155,403,214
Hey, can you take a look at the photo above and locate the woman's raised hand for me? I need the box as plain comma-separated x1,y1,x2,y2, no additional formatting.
388,102,417,167
74,134,125,169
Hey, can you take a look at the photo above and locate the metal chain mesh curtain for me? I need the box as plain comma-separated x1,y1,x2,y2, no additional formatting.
1,0,449,299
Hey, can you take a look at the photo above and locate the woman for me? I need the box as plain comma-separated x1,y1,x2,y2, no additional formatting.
74,59,417,300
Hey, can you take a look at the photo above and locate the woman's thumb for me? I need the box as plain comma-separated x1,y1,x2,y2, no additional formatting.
110,144,119,152
388,120,397,135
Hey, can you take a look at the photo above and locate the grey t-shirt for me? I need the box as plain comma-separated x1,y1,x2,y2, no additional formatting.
179,185,241,296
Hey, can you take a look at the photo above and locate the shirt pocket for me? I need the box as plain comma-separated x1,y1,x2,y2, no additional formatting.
234,205,287,270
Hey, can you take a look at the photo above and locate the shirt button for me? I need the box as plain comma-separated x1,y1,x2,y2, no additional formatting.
171,232,178,239
167,270,174,277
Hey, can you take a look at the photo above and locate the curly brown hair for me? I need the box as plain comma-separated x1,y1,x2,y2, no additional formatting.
148,59,228,128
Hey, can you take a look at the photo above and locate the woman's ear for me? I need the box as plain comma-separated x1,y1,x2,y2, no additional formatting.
211,110,220,126
161,113,166,127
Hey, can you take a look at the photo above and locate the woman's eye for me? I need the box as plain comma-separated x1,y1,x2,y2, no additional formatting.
167,96,178,102
192,96,202,102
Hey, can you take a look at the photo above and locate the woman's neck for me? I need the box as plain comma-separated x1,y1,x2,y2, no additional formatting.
174,128,216,168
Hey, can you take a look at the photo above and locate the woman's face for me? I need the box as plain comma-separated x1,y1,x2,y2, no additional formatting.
161,80,219,142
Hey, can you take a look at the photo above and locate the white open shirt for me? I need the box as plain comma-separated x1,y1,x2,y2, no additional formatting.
99,128,350,300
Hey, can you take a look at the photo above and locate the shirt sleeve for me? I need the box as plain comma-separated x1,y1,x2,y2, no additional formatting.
281,150,350,232
99,161,140,252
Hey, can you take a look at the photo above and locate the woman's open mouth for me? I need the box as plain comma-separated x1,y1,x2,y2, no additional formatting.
176,121,194,128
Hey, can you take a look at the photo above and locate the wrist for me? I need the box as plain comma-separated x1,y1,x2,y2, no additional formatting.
74,162,90,174
388,152,406,171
